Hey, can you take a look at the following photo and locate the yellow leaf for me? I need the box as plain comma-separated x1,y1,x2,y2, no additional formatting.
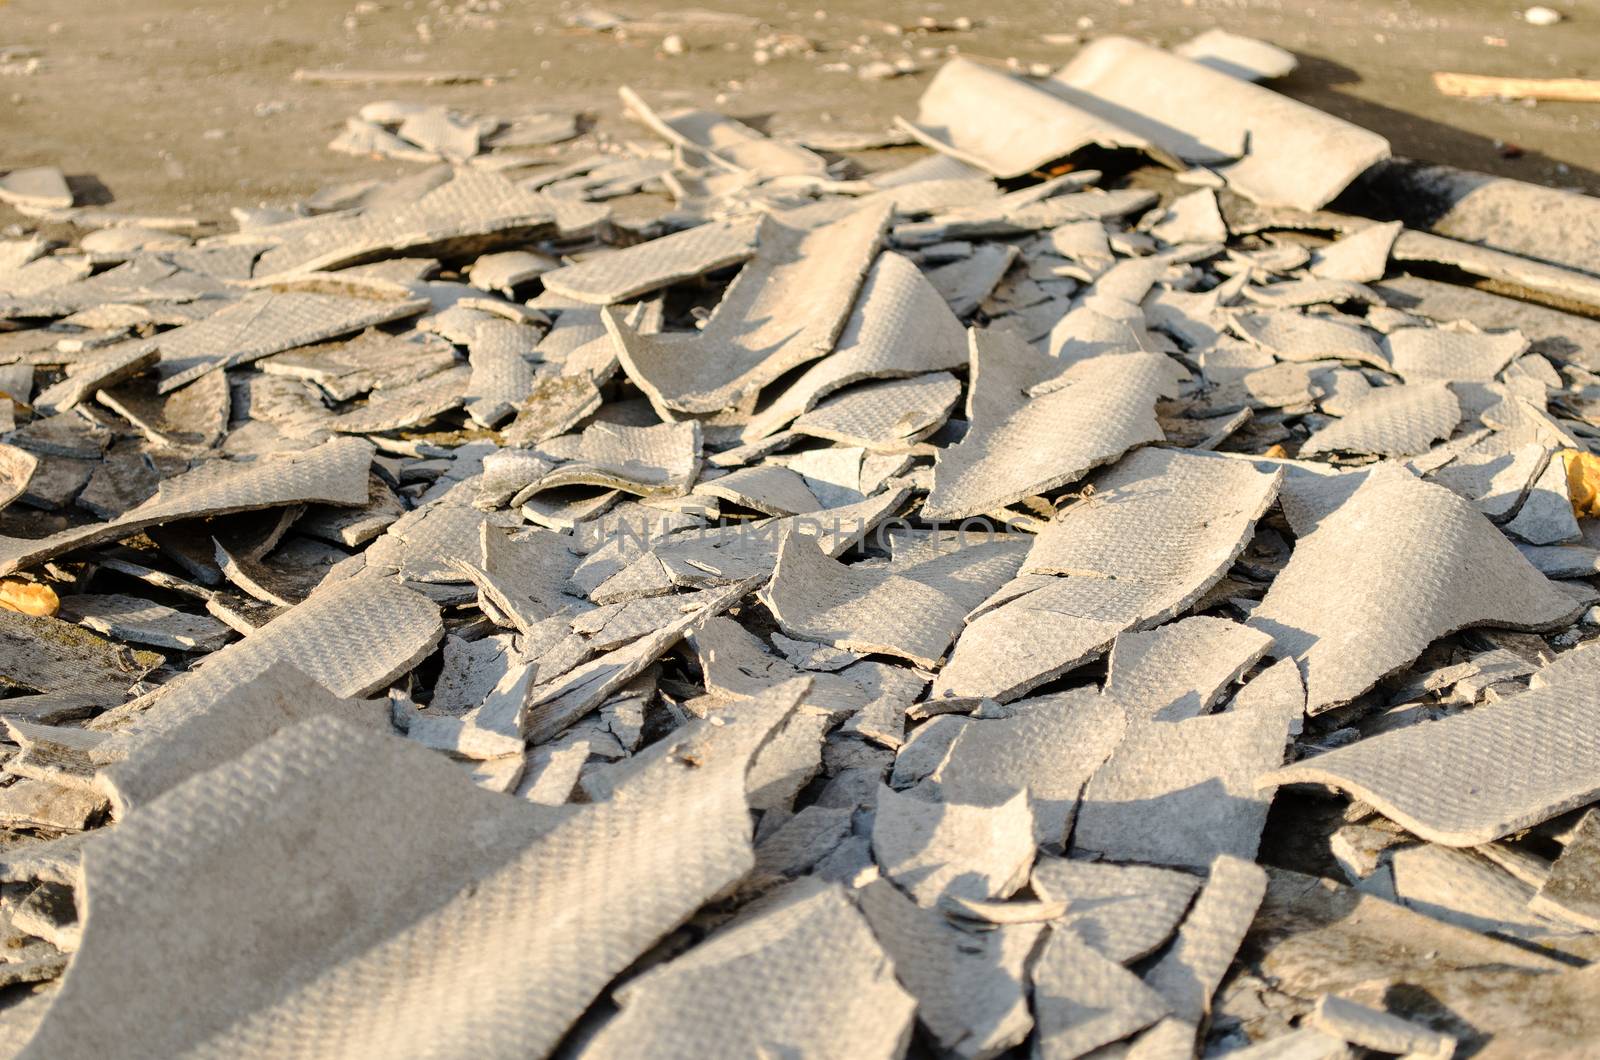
1562,449,1600,519
0,580,59,617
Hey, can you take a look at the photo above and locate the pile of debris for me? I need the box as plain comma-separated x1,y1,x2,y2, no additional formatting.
4,30,1600,1058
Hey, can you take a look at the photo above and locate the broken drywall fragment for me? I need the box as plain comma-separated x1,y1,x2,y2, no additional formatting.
1249,464,1580,713
0,608,164,703
57,593,232,652
1529,808,1600,930
763,531,970,669
0,436,373,576
741,251,968,442
934,448,1280,702
1142,854,1267,1023
1148,188,1228,245
791,372,962,452
871,785,1035,907
606,204,887,415
858,877,1040,1060
922,333,1176,522
1232,311,1388,369
1503,450,1581,545
1386,844,1571,940
1305,994,1457,1058
931,689,1125,848
1072,685,1292,869
1384,326,1528,383
516,421,701,499
96,661,388,816
583,879,916,1059
1104,617,1274,722
1260,641,1600,845
1052,36,1388,211
1030,856,1202,965
22,683,803,1060
1299,382,1461,458
252,168,580,277
1032,929,1171,1060
540,216,760,304
1309,221,1402,283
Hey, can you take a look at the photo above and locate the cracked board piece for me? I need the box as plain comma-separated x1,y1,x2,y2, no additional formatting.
259,329,457,403
1386,845,1571,941
1030,857,1202,965
792,372,961,452
21,681,801,1060
931,689,1126,848
1529,809,1600,931
57,593,232,652
1248,464,1580,714
582,879,915,1060
0,443,39,512
539,216,761,304
1105,617,1274,722
741,251,967,443
98,368,230,449
152,290,430,392
1143,854,1267,1026
605,204,888,415
1032,930,1171,1060
252,169,585,278
1305,994,1458,1058
1071,681,1293,869
463,320,537,428
1052,37,1388,211
0,609,164,703
0,436,373,576
1260,641,1600,847
934,448,1281,702
1299,382,1461,458
1310,221,1402,283
899,57,1161,180
695,464,821,517
88,577,442,811
501,374,603,447
1232,311,1388,370
98,662,388,817
33,341,159,415
620,88,826,180
923,335,1176,522
516,421,700,500
1383,326,1528,383
523,576,764,744
871,785,1035,907
858,878,1041,1060
763,531,970,668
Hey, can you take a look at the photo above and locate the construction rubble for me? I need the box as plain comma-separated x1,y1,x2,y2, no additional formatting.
7,29,1600,1059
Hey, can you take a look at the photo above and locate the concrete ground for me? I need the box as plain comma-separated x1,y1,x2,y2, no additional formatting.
2,0,1598,225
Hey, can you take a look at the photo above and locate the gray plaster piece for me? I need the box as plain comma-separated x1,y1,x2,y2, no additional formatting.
606,205,888,415
934,448,1280,702
741,251,968,442
1260,641,1600,845
871,785,1035,907
1249,464,1580,713
1299,382,1461,458
540,216,760,305
1030,857,1202,965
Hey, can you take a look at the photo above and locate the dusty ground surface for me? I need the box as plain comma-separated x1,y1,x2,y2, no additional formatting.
3,0,1598,224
